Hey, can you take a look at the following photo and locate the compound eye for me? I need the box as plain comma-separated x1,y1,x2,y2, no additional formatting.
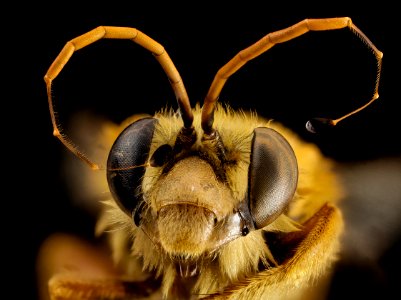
249,127,298,229
107,118,157,221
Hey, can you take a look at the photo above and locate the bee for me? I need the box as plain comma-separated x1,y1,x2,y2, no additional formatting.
38,17,382,300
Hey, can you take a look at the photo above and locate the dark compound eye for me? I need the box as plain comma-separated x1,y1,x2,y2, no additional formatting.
107,118,157,224
248,127,298,229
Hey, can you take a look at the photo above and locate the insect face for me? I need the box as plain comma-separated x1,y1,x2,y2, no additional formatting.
107,107,298,262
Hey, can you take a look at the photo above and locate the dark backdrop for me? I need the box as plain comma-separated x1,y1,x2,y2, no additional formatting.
8,5,398,300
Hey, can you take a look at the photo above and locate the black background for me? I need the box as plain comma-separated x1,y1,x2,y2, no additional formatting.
7,4,399,300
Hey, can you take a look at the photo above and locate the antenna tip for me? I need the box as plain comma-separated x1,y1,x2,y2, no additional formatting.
306,118,335,134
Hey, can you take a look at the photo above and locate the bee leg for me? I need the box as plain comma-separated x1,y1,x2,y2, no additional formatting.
203,204,343,299
48,273,161,300
37,233,161,300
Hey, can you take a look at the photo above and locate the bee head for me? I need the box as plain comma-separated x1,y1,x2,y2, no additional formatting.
106,105,298,248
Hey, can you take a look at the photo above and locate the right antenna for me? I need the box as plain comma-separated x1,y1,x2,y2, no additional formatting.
306,21,383,133
200,17,383,136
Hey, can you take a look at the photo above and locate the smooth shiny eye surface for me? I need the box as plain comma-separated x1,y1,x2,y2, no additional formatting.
107,118,157,220
248,127,298,229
